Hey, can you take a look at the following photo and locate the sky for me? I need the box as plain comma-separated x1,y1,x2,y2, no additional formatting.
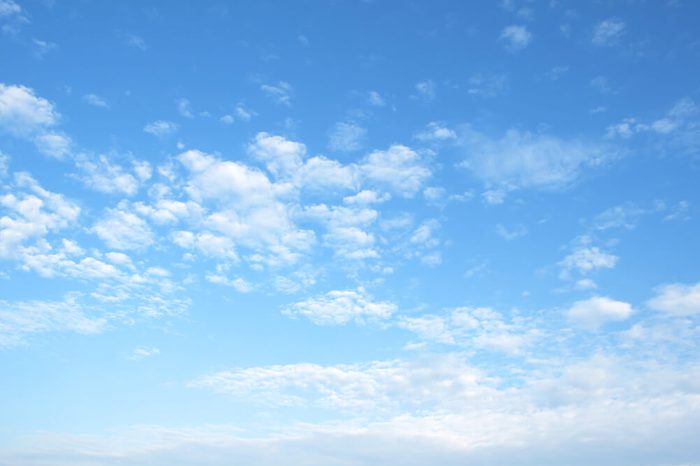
1,0,700,464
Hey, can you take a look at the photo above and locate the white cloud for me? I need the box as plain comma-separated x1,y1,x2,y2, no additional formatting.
496,223,527,241
399,307,536,354
458,126,609,196
261,81,293,105
414,79,435,102
143,120,178,137
500,25,532,50
32,38,58,58
0,295,106,347
283,288,396,325
92,203,154,250
177,98,194,118
0,0,21,17
415,122,456,141
304,203,378,260
367,90,385,106
328,122,367,152
360,145,431,197
647,282,700,316
566,296,633,330
206,274,254,293
343,190,389,205
467,72,508,97
0,151,8,178
123,33,146,50
592,19,625,46
559,244,618,279
248,132,305,178
130,346,160,360
33,132,72,158
74,155,147,196
0,83,58,134
82,93,109,108
0,172,80,259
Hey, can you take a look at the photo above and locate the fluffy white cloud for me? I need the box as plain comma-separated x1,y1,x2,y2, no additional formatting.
0,173,80,259
559,244,618,279
414,79,435,101
0,0,21,17
261,81,293,105
500,25,532,50
399,306,536,354
0,84,72,157
0,295,106,347
458,126,609,196
415,122,456,141
592,19,625,46
328,122,367,152
92,203,154,250
248,132,305,178
143,120,178,137
360,145,431,197
82,93,109,108
647,282,700,316
0,83,59,135
283,288,396,325
74,155,149,196
566,296,633,330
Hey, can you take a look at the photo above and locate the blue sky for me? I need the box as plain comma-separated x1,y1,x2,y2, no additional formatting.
1,0,700,464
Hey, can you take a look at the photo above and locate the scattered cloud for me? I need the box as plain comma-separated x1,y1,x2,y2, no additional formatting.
82,93,109,108
566,296,633,330
328,122,367,152
647,282,700,316
144,120,178,137
261,81,293,105
458,126,610,198
283,288,396,325
415,122,456,141
592,18,625,46
413,79,436,102
500,25,532,51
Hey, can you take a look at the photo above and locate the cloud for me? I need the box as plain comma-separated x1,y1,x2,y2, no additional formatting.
82,93,109,108
74,155,149,196
123,33,147,50
414,79,435,102
458,126,609,197
0,84,55,134
500,25,532,50
92,203,155,250
559,244,618,280
467,73,508,97
495,223,527,240
283,288,396,325
360,145,431,197
415,122,456,141
566,296,633,330
0,0,21,17
261,81,293,105
176,148,315,266
206,274,254,293
0,295,106,347
0,172,80,259
143,120,178,137
328,122,367,152
177,98,194,118
592,19,625,46
247,132,305,178
367,90,385,106
130,346,160,360
399,306,536,354
0,151,7,178
647,282,700,316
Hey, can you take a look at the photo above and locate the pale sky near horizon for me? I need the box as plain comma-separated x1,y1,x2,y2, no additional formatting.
1,1,700,465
